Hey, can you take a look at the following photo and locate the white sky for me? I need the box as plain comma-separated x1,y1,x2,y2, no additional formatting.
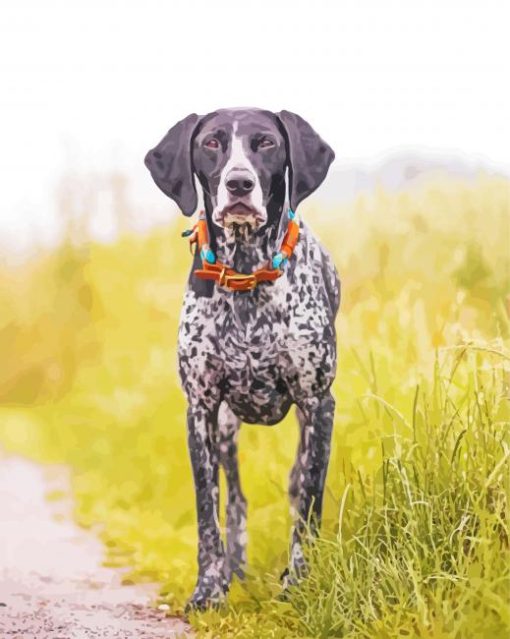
1,0,509,254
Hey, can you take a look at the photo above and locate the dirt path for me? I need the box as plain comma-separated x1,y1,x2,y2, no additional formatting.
0,455,192,638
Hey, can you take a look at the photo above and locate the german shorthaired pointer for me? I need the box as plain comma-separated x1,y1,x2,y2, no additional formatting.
145,108,340,610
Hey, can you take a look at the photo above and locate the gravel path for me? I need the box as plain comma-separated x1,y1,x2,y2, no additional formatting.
0,455,192,638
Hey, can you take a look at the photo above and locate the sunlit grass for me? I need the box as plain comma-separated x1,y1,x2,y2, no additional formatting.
0,174,509,637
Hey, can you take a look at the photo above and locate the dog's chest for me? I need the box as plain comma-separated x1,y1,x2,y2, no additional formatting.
206,281,291,376
178,228,338,421
179,274,333,413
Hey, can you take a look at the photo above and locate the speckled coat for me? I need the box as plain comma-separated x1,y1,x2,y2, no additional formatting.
145,107,340,610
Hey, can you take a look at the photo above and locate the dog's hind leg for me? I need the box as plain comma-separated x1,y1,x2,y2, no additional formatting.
288,405,306,518
285,392,335,586
218,401,247,582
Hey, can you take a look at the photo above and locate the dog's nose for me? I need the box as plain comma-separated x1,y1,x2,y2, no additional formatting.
225,169,255,197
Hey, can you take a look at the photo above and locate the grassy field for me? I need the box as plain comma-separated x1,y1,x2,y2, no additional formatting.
0,174,509,637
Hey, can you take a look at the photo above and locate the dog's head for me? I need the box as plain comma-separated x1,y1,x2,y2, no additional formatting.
145,108,334,234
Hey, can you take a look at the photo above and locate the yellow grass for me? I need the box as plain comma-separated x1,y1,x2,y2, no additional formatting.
0,174,508,637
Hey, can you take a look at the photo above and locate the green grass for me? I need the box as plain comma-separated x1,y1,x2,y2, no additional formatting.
0,174,509,637
187,345,510,638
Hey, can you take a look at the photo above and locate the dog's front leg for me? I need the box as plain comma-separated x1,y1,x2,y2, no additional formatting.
285,391,335,586
186,404,227,611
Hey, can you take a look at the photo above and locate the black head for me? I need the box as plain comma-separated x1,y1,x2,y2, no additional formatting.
145,108,335,235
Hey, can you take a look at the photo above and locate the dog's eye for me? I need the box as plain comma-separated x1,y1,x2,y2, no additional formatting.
258,137,275,150
204,138,220,150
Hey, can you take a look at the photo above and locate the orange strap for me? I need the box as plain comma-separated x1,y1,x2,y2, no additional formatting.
197,217,208,249
187,211,299,292
281,218,299,257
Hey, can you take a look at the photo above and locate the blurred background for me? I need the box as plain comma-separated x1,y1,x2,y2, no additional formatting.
1,0,508,258
0,0,509,634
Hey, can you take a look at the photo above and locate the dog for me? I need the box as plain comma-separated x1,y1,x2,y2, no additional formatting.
145,108,340,610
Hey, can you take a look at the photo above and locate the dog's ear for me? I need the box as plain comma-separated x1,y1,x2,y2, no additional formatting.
144,113,201,216
276,110,335,211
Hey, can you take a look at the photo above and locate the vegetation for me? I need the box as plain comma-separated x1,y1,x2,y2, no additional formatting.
0,174,508,637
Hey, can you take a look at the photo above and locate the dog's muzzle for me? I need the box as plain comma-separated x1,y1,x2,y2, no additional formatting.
220,202,265,232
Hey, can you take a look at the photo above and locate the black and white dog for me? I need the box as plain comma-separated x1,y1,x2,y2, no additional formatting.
145,108,340,610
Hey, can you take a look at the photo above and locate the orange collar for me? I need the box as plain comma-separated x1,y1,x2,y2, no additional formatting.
182,210,299,292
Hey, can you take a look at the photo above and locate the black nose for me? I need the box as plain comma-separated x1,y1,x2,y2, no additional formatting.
225,169,255,196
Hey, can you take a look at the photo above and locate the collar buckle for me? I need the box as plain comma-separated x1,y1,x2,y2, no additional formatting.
224,272,257,291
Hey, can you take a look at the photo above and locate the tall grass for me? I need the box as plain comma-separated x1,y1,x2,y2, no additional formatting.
0,174,508,637
260,349,509,638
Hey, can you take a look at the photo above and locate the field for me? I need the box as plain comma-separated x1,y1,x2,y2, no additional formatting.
0,174,509,638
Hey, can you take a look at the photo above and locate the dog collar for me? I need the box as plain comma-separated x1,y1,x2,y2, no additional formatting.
182,209,300,292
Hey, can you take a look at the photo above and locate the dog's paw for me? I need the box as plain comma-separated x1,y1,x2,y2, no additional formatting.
228,562,245,581
278,547,309,598
279,566,299,591
224,554,246,583
185,574,228,613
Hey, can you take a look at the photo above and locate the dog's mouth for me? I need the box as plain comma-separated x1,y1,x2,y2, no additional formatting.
220,203,265,234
